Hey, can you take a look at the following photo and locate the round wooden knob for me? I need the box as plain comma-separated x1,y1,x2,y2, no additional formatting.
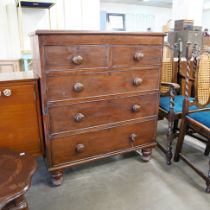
75,144,85,153
133,77,143,86
129,133,138,142
73,82,84,92
3,89,12,97
72,55,83,65
74,113,85,122
132,104,141,112
134,51,144,61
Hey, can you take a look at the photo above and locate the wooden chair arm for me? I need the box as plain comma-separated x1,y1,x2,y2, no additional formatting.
161,82,180,90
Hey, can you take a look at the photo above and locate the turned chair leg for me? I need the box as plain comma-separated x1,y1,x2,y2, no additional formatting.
204,140,210,156
166,120,173,165
206,157,210,193
173,119,179,134
174,118,187,162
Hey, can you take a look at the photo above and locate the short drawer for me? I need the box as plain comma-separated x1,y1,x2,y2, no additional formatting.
111,45,162,68
44,45,109,70
46,68,159,102
49,92,158,134
51,119,156,165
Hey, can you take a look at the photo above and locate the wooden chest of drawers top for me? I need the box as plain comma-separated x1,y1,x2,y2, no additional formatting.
32,31,164,73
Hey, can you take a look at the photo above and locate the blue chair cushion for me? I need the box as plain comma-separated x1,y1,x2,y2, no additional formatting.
160,95,194,113
187,111,210,129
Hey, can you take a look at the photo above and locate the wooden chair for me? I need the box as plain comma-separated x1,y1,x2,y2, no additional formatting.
158,42,182,165
174,45,210,192
158,41,197,165
0,149,37,210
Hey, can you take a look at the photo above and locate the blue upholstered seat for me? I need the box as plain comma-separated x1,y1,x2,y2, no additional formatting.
187,111,210,129
160,95,194,113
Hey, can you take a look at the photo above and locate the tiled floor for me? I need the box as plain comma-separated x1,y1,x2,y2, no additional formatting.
26,121,210,210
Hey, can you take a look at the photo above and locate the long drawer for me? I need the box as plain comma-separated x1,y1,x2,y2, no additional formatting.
51,118,157,166
49,92,158,134
46,68,159,102
44,44,161,71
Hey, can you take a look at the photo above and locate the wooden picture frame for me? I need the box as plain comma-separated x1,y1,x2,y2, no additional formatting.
106,13,126,31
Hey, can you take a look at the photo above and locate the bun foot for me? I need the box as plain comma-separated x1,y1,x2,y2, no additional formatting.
141,148,152,162
136,148,152,161
51,170,64,186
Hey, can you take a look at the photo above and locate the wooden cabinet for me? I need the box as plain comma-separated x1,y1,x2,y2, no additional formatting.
0,72,43,156
31,31,164,185
0,60,20,73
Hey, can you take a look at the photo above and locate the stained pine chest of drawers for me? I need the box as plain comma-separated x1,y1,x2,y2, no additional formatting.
31,31,164,185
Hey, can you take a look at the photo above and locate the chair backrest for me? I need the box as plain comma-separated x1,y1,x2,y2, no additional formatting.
160,43,174,94
184,45,210,113
175,41,197,97
195,50,210,107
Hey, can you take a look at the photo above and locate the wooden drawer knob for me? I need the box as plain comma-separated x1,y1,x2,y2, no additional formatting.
73,82,84,92
74,113,85,122
129,133,138,142
3,89,12,97
134,51,144,61
72,55,83,65
133,77,143,86
132,104,141,112
75,144,85,153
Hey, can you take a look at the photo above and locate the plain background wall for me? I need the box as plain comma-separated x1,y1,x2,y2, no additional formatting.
202,9,210,30
100,2,172,32
1,0,210,59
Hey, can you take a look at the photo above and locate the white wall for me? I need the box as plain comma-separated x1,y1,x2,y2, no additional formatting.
1,0,210,60
172,0,204,26
202,9,210,30
100,2,172,32
22,8,50,50
0,0,20,59
0,0,100,59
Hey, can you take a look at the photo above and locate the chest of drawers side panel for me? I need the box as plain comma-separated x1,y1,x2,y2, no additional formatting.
31,34,52,163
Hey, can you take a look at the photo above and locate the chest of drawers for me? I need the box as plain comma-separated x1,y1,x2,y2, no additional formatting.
0,72,43,156
31,31,164,185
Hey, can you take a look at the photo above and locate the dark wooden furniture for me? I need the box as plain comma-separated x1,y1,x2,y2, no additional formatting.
0,71,43,156
158,42,198,165
174,46,210,192
31,30,164,185
0,148,37,210
158,42,181,164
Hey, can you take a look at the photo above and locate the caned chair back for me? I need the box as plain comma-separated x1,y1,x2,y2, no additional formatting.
185,49,210,111
161,44,174,94
195,51,210,106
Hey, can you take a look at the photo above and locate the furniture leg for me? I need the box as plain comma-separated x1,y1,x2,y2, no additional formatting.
141,148,152,162
174,119,187,162
3,195,28,210
173,119,179,134
51,170,64,186
204,140,210,156
206,157,210,193
166,119,173,165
